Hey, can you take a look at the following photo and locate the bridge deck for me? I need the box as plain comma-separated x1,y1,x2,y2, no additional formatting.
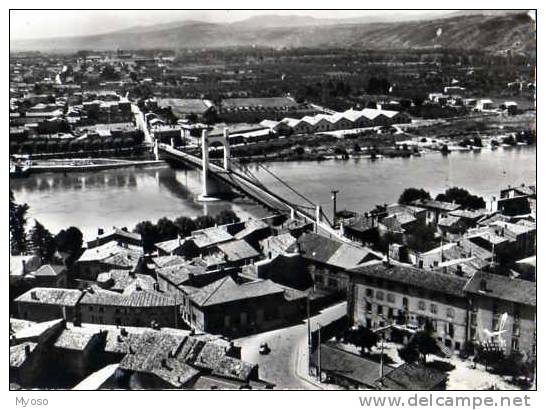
158,144,346,240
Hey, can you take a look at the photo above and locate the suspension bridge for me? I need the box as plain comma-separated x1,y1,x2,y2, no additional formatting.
156,127,344,240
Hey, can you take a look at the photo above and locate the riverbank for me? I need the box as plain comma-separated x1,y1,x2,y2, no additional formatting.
22,158,165,175
10,145,535,239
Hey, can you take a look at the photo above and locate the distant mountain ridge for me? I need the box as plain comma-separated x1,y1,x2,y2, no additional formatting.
10,11,535,55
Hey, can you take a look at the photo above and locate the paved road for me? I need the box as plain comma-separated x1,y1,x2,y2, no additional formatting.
131,104,153,147
236,302,347,390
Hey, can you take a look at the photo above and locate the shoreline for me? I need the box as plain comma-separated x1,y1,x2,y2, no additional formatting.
12,159,166,176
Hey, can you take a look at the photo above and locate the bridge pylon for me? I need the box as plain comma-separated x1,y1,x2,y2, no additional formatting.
197,127,231,202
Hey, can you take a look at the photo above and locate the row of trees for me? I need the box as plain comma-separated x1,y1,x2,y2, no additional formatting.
10,191,84,265
399,186,486,210
10,135,143,156
133,209,240,253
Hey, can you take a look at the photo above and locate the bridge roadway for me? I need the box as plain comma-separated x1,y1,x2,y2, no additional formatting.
158,143,345,240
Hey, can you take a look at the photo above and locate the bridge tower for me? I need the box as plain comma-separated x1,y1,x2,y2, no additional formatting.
198,128,231,201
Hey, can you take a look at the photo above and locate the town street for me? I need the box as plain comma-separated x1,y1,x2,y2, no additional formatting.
236,302,347,389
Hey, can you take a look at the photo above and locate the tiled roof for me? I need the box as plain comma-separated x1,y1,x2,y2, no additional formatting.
216,240,261,262
157,263,207,287
119,330,255,387
260,232,297,253
344,215,375,232
190,277,284,307
377,363,447,390
155,238,183,254
96,269,156,293
349,262,469,298
88,228,142,246
10,319,64,343
310,343,393,387
32,264,66,277
80,287,177,308
54,329,98,351
291,233,379,269
221,97,297,109
437,215,462,228
190,227,233,249
411,199,460,212
152,255,187,269
464,271,536,306
157,98,213,115
10,342,38,368
234,219,269,240
78,241,143,267
15,287,83,306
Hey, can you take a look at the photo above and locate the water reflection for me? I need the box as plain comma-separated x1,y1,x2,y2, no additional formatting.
9,146,536,239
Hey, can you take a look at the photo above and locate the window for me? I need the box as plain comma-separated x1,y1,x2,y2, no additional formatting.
388,308,394,319
387,293,395,303
366,288,374,298
366,302,373,314
377,305,383,316
376,291,384,301
511,338,520,352
430,304,438,314
446,308,454,318
402,297,409,309
418,301,426,311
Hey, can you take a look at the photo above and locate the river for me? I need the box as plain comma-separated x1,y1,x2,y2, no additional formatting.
10,146,536,240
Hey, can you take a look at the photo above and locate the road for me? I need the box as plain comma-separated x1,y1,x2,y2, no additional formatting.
131,103,153,147
236,302,347,389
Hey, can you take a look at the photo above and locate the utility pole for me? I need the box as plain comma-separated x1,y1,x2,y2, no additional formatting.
307,295,312,376
331,189,339,227
317,323,322,383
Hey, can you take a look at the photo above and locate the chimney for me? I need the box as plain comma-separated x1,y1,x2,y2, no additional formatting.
98,228,104,236
22,260,26,274
30,291,38,300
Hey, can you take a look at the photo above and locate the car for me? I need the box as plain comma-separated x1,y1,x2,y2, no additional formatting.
259,342,271,355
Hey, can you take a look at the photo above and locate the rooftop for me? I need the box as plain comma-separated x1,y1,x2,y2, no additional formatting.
10,342,38,368
189,276,284,307
464,271,536,306
53,329,99,351
157,98,213,116
190,227,233,249
15,287,83,306
311,343,393,387
349,262,469,298
32,264,66,277
411,199,461,212
80,287,177,308
78,241,143,267
377,363,447,390
216,239,261,262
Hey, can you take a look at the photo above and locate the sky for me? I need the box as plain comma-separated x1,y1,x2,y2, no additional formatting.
10,10,452,40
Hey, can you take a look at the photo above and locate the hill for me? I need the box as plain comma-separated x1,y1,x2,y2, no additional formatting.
10,12,535,56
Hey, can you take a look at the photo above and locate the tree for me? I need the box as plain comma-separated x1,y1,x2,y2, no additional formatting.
134,221,159,253
55,226,83,265
174,216,196,238
436,187,486,210
193,215,216,231
398,188,431,204
28,220,57,262
156,217,179,242
410,331,440,363
405,223,438,253
9,190,30,255
215,209,240,226
346,326,379,354
398,344,420,364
